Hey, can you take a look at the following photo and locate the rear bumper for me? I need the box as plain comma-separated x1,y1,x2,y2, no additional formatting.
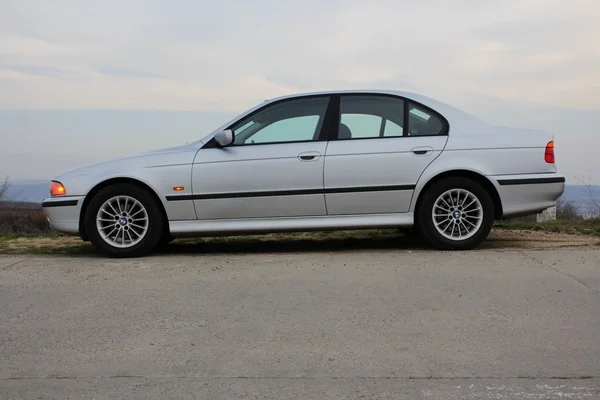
489,173,565,218
41,196,84,235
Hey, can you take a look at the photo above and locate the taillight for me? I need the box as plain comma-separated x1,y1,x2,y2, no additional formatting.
545,141,555,163
50,181,66,196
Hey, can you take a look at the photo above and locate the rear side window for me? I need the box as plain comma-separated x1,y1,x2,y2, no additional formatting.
407,103,445,136
339,95,405,140
337,95,446,139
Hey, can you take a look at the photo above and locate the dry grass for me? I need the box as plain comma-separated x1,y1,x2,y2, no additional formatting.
556,197,584,220
0,233,89,255
1,227,599,256
0,205,52,234
0,178,52,234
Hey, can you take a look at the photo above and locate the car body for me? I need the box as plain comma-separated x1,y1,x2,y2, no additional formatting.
42,89,565,257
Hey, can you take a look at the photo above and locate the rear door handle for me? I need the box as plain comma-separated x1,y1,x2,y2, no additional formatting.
412,146,433,155
298,151,321,161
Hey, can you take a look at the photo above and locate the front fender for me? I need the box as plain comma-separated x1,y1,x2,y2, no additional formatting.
50,149,198,222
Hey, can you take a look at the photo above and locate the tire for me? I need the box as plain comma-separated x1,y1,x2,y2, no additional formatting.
84,183,165,258
155,234,175,252
160,234,175,245
398,226,421,238
417,177,494,250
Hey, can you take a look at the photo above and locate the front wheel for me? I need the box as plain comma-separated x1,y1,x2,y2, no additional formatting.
418,177,494,250
84,183,165,258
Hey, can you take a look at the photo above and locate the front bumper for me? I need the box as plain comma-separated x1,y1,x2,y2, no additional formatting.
41,196,85,235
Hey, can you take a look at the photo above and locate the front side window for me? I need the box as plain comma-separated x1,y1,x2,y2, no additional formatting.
230,97,330,145
339,95,405,140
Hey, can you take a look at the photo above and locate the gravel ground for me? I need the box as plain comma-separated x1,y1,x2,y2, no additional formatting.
1,242,599,399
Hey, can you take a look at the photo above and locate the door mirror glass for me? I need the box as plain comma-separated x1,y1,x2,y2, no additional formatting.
214,129,234,147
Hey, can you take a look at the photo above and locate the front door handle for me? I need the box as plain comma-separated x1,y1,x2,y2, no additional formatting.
412,146,433,155
298,151,321,161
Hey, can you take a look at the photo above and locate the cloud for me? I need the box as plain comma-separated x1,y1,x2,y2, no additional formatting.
0,0,598,111
0,64,63,77
0,0,599,183
98,67,161,79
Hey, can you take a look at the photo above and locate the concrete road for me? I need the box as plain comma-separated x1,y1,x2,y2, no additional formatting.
1,248,599,399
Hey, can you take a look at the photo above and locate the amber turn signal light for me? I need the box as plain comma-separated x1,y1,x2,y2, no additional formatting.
173,186,185,191
50,181,66,196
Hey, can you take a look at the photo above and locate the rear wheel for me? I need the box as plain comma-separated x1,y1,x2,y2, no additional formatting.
155,234,175,252
84,183,165,258
418,177,494,250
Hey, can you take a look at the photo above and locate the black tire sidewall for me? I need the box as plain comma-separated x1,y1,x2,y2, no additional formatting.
418,177,494,250
84,184,164,257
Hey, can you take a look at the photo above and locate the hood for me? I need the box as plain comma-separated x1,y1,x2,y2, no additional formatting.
53,141,203,180
140,141,203,155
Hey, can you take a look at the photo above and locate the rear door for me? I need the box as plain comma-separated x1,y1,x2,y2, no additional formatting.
323,94,449,215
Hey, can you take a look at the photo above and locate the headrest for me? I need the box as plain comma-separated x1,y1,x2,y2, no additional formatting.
339,123,352,139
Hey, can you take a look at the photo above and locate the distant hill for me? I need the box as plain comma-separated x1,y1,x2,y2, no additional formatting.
562,184,600,216
3,180,49,203
3,180,600,215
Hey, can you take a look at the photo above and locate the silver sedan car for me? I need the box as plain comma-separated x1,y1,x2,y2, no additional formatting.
42,90,565,257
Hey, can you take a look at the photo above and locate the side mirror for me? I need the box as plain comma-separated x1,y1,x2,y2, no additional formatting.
214,129,234,147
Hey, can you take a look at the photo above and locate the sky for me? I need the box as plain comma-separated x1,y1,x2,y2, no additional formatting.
1,0,599,184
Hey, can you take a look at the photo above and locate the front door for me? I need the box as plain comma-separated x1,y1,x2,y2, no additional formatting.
191,95,333,220
324,94,449,215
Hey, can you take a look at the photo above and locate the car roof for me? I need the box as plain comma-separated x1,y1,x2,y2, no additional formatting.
201,89,491,143
263,89,489,132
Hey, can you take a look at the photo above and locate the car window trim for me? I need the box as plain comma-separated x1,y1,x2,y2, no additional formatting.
378,117,386,137
330,93,449,141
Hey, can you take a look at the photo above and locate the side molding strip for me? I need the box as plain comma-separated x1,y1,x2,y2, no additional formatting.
497,177,565,186
41,200,79,208
166,185,417,201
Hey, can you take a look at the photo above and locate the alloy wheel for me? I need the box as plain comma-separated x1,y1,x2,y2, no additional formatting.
431,189,483,241
96,195,149,248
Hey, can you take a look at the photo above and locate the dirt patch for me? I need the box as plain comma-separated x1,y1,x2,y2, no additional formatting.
1,229,599,256
485,229,600,250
